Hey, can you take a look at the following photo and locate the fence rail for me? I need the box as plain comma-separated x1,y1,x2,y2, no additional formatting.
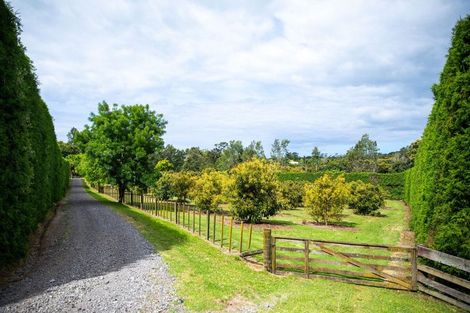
416,245,470,311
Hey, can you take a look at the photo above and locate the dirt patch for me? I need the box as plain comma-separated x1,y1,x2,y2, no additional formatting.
219,294,258,313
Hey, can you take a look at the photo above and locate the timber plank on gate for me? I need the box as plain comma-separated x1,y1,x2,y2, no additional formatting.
316,244,412,289
308,274,409,290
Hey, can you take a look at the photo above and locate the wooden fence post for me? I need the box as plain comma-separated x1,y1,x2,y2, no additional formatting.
212,213,216,243
155,197,158,216
305,240,310,278
198,208,202,236
182,204,186,227
192,208,196,233
229,217,234,252
272,237,276,274
263,228,272,272
248,224,253,251
239,222,244,253
206,211,210,240
220,215,225,247
410,232,417,291
174,202,178,224
130,192,133,206
140,193,144,209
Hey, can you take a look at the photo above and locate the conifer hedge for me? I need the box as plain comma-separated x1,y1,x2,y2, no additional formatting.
278,172,404,200
404,16,470,259
0,1,70,268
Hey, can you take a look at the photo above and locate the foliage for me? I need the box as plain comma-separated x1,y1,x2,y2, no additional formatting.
270,138,290,165
76,102,166,202
277,181,304,210
304,174,351,225
158,144,186,171
216,140,244,170
167,171,195,202
0,2,69,268
310,146,324,171
348,181,385,215
404,16,470,259
155,159,173,172
278,171,404,199
242,140,265,160
228,159,281,223
190,170,229,212
182,147,208,171
345,134,379,172
154,172,173,200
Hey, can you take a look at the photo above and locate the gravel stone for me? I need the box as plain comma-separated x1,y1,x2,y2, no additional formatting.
0,178,184,313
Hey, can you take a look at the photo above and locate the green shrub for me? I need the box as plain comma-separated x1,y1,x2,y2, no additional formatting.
228,159,281,223
304,174,351,225
348,181,385,215
277,180,305,210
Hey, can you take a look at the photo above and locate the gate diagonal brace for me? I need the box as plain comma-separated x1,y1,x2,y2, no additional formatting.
315,243,411,290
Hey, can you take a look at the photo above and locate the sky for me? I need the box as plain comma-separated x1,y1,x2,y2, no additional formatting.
9,0,470,156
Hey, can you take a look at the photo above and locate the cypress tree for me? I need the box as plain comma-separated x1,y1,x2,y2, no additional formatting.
405,16,470,258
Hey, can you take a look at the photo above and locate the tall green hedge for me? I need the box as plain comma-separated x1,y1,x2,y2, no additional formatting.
404,16,470,259
0,1,70,268
278,171,404,200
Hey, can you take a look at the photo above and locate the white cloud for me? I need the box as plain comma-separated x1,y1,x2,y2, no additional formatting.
10,0,470,154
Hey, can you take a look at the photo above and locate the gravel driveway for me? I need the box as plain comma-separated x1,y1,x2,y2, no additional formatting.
0,178,183,313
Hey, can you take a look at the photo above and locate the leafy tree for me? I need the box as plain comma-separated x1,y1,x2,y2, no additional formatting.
58,141,80,158
217,140,244,170
348,181,385,215
345,134,379,172
242,140,265,161
77,102,166,202
206,142,228,167
154,172,173,200
270,139,290,165
278,181,304,210
310,146,324,171
190,170,228,212
228,159,281,223
182,147,208,171
405,16,470,258
303,174,350,225
168,171,194,202
155,159,173,172
158,144,186,171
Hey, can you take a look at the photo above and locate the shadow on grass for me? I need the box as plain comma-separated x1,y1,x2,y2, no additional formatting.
260,219,296,226
85,185,188,252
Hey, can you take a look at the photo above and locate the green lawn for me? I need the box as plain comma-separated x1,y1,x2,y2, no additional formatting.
85,185,458,313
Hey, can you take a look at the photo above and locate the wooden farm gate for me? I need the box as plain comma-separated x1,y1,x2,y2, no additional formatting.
267,232,415,290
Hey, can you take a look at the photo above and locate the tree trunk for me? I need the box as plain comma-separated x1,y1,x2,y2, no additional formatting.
118,184,125,203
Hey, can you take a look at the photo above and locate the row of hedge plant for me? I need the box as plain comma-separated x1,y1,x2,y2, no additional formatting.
0,1,70,269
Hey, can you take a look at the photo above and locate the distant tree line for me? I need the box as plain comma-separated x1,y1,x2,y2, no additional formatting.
0,2,69,268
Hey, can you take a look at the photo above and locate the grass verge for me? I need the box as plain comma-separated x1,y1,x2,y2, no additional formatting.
84,185,458,313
